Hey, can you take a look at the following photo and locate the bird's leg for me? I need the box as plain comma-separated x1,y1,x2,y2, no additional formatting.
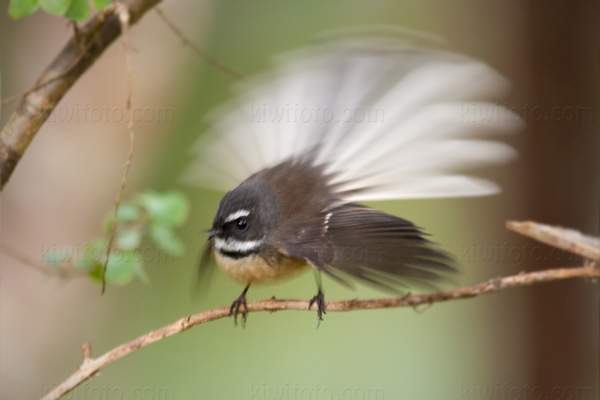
309,270,326,327
229,283,250,326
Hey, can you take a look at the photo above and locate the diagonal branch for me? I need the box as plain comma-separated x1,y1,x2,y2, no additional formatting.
0,0,162,190
507,220,600,261
40,264,599,400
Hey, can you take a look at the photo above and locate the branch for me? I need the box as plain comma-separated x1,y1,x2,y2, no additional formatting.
0,0,162,190
507,220,600,261
40,264,598,400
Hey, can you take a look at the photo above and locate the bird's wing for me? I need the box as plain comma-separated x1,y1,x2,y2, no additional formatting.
183,26,521,201
283,203,455,292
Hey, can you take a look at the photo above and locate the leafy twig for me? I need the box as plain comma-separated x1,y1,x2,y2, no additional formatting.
0,0,162,189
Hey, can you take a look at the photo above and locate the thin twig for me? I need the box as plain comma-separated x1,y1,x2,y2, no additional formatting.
1,243,49,274
0,243,85,279
101,4,137,294
154,7,244,80
507,220,600,261
40,264,599,400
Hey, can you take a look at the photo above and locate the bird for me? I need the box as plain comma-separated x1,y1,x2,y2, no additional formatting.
184,26,521,326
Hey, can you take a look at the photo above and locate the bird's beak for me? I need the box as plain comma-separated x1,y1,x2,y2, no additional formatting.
207,229,218,240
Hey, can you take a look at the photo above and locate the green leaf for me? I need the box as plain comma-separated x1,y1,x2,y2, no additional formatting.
104,203,141,235
89,250,140,285
88,264,103,281
38,0,70,16
64,0,89,21
150,224,185,256
92,0,110,10
116,229,142,250
138,191,190,226
77,239,108,270
116,203,142,221
8,0,39,19
107,250,140,285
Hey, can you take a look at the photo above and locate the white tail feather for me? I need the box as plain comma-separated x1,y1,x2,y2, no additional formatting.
183,27,522,199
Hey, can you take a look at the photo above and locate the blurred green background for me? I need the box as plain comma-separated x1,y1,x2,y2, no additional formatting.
1,0,598,399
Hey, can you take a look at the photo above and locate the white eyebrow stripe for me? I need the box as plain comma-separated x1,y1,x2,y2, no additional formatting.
214,237,263,253
224,209,251,223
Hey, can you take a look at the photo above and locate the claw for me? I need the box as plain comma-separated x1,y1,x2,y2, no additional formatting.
309,289,326,327
229,284,250,327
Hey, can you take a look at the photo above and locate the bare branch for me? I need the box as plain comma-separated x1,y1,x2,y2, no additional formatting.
154,7,244,80
101,3,137,294
40,265,599,400
507,220,600,261
0,0,163,190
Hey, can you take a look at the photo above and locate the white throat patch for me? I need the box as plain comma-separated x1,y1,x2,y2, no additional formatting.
214,237,263,253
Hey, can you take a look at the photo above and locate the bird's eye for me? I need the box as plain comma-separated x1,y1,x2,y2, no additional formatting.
236,218,247,231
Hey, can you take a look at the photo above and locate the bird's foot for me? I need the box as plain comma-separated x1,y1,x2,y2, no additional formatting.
309,289,326,327
229,289,249,327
